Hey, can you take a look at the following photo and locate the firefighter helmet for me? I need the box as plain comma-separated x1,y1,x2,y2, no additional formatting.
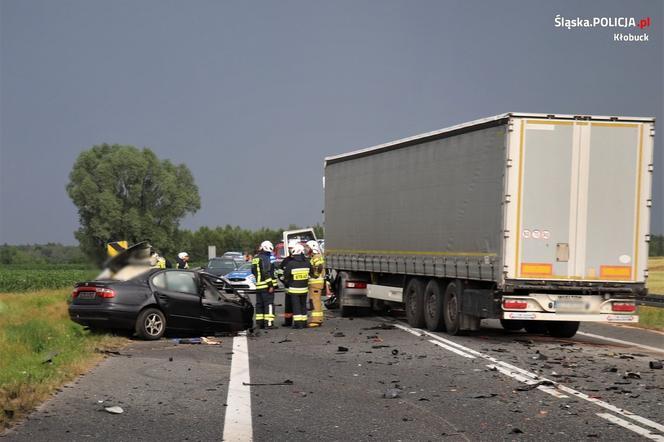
260,241,274,252
306,240,320,254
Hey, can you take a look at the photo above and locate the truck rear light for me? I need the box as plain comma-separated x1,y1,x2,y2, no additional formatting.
503,300,528,309
611,302,636,312
346,281,367,289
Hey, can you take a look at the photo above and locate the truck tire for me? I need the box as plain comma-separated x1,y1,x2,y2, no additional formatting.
423,279,446,332
500,319,525,332
524,321,547,334
546,321,580,338
404,278,426,328
442,280,462,335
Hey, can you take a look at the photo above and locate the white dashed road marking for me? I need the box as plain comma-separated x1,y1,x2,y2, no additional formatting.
222,334,253,442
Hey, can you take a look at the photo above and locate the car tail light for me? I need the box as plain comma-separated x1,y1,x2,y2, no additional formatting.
612,302,636,312
346,281,367,289
503,300,528,309
71,287,115,299
96,288,116,298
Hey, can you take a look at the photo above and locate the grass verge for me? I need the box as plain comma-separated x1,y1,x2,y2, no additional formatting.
636,306,664,332
647,257,664,295
0,289,127,429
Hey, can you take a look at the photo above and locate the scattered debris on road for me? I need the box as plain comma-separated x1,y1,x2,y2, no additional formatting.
337,346,349,352
172,338,202,344
242,380,293,386
649,360,663,369
361,323,396,331
383,388,402,399
104,406,124,414
515,380,555,391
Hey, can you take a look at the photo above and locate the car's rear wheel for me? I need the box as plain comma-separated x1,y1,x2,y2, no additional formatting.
136,308,166,340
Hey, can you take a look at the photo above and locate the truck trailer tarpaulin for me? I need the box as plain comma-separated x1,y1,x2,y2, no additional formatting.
324,113,655,337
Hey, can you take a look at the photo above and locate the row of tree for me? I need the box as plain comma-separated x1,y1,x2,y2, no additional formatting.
2,232,661,267
0,243,89,266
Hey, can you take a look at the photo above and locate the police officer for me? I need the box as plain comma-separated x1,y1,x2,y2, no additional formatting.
176,252,190,269
306,240,325,327
252,241,276,329
283,243,311,329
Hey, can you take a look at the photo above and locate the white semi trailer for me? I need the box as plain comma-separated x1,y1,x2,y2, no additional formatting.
324,113,655,338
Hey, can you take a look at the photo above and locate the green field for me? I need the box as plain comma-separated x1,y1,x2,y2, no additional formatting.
0,289,126,428
0,267,97,293
647,257,664,295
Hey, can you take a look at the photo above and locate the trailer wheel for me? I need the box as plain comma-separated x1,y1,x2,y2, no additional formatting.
500,319,525,332
524,321,547,334
546,321,580,338
404,278,426,328
442,280,462,335
423,279,446,332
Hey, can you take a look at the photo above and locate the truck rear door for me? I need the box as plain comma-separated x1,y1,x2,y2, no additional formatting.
506,118,653,283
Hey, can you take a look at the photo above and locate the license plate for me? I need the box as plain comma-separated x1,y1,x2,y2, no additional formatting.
77,291,96,300
554,296,584,312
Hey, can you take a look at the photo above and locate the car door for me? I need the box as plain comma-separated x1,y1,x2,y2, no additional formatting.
199,276,248,331
151,271,203,330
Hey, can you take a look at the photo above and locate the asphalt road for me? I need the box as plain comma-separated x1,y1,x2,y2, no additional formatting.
3,293,664,441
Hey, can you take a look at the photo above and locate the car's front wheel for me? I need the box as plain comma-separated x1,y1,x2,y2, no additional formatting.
135,308,166,340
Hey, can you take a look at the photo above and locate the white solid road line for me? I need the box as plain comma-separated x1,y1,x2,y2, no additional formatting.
429,340,476,358
486,364,568,399
222,334,253,442
596,413,664,441
393,322,664,439
577,331,664,354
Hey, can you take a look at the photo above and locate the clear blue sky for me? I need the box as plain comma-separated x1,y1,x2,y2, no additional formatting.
1,0,662,244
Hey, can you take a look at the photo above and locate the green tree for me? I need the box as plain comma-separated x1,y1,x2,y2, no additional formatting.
67,144,201,263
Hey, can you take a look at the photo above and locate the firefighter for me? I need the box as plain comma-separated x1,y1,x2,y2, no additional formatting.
306,240,325,327
283,242,311,329
176,252,190,269
252,241,276,329
279,239,299,327
150,249,166,268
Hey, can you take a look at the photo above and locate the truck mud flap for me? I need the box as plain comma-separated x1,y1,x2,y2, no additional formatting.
459,288,499,318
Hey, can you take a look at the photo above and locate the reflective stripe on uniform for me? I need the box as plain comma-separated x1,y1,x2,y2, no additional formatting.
255,314,265,320
264,314,275,320
288,287,309,294
293,315,308,321
291,268,309,280
311,311,324,317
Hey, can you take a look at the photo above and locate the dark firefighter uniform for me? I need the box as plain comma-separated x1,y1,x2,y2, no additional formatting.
252,251,275,328
308,253,326,327
279,254,294,326
283,253,312,329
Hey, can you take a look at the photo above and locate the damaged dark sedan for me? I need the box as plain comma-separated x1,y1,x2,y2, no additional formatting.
69,243,254,340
